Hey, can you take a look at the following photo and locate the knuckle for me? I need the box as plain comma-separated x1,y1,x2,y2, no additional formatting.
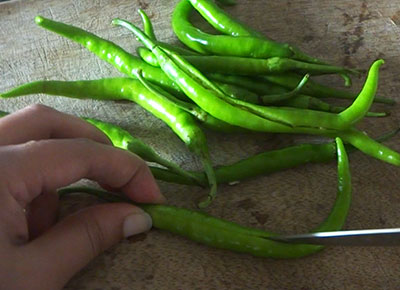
113,150,147,178
25,103,55,117
125,153,148,177
20,139,46,153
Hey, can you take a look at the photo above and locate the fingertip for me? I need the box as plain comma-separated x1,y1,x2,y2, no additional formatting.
118,158,166,204
122,209,152,238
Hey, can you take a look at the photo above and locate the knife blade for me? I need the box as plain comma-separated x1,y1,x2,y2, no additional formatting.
268,228,400,246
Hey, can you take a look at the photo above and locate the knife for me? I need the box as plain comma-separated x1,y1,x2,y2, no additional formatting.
268,228,400,246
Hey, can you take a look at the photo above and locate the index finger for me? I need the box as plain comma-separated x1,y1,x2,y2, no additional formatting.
0,104,111,146
1,138,164,209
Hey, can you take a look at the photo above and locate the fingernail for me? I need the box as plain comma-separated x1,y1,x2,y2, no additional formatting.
123,210,152,238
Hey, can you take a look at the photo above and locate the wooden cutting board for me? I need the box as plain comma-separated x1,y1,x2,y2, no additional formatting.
1,0,399,289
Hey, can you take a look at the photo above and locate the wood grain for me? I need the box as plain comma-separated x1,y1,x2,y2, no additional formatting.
0,0,399,289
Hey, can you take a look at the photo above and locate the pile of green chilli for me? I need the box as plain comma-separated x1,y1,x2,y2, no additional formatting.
1,0,399,259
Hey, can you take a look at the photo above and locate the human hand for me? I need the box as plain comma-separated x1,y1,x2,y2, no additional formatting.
0,105,165,290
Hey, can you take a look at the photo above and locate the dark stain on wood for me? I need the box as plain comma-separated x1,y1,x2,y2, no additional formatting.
341,25,364,56
340,1,371,61
137,0,149,10
379,216,386,226
302,35,314,43
342,13,354,26
391,10,400,26
358,0,373,22
251,211,269,225
145,274,154,280
235,198,256,210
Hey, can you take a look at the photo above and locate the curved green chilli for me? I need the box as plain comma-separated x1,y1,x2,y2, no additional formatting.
184,0,354,85
282,95,387,117
150,126,399,185
135,44,307,105
262,72,395,105
172,0,332,65
84,117,204,185
114,19,400,166
113,19,380,132
339,128,400,166
0,77,217,205
133,11,313,107
1,106,397,183
137,46,160,67
138,8,156,41
188,0,265,38
220,60,384,129
207,73,389,114
131,68,246,135
132,40,384,112
58,137,352,259
151,141,337,185
137,35,357,76
0,108,201,185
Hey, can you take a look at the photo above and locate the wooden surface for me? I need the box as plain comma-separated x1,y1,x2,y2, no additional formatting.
1,0,400,289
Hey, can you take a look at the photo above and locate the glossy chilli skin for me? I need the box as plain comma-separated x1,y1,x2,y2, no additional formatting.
34,16,183,96
1,78,202,154
179,0,397,103
0,77,217,207
112,19,400,166
84,117,204,185
0,109,397,186
114,19,373,133
150,127,398,185
188,0,266,38
262,73,394,105
59,137,352,259
3,17,400,166
173,55,358,77
172,0,328,64
133,45,390,109
151,141,337,185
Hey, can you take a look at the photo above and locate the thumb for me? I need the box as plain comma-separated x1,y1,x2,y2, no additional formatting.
21,203,152,289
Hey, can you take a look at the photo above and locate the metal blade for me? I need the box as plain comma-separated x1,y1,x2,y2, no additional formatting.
268,228,400,246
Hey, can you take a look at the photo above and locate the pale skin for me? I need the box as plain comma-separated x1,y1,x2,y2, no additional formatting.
0,104,166,290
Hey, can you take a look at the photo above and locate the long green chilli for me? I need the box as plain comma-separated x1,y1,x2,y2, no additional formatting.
0,109,202,184
0,78,243,135
2,108,395,186
172,0,324,64
135,43,315,106
84,117,204,185
134,43,389,111
58,137,352,259
0,77,218,207
262,73,395,105
114,18,377,132
182,0,398,102
34,16,184,97
112,18,400,166
151,127,399,185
